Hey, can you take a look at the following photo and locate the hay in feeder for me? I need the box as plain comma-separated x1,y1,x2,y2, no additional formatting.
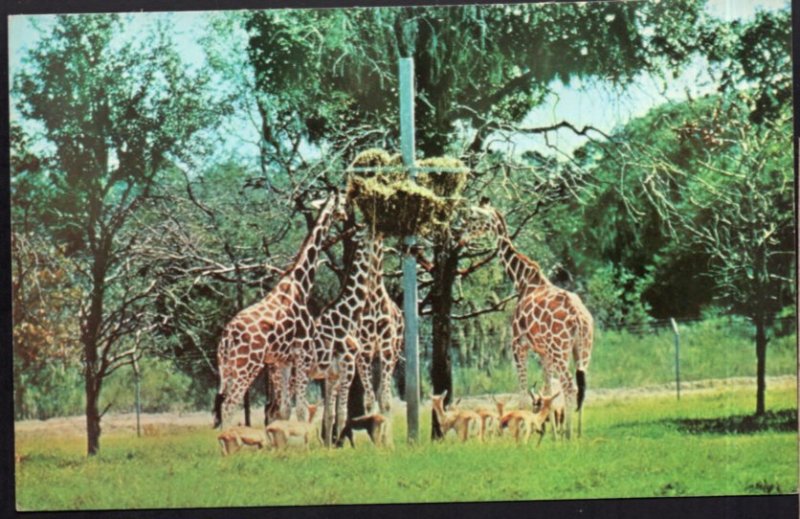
415,157,469,198
346,150,470,237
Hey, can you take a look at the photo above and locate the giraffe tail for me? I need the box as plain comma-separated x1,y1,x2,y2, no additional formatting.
576,369,586,411
213,393,225,429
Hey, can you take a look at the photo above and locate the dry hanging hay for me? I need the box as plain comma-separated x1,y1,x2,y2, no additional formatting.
415,156,469,228
346,149,469,237
416,157,469,198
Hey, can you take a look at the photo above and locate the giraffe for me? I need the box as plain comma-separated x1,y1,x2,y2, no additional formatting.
356,232,404,443
460,204,594,439
213,193,346,428
306,231,371,446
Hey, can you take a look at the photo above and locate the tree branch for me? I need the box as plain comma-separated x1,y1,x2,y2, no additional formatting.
451,294,517,320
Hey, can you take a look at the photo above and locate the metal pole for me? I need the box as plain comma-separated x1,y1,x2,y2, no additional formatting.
670,318,680,400
133,358,141,437
399,56,420,443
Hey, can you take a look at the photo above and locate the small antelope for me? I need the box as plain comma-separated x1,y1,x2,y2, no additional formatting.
451,397,498,440
501,390,561,446
528,380,567,440
493,396,510,436
335,413,387,448
217,426,269,456
265,404,321,450
431,390,482,442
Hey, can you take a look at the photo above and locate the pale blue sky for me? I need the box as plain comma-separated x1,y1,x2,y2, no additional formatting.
8,0,790,165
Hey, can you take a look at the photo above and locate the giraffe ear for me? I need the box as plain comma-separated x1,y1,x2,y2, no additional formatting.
442,389,448,400
309,198,326,210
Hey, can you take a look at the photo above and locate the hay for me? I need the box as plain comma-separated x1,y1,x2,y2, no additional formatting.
416,157,469,198
346,150,470,237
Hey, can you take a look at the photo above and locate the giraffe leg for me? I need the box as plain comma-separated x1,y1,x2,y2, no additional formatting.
547,374,559,441
555,366,576,441
357,352,377,414
292,352,312,423
378,352,398,447
278,365,292,420
335,357,356,448
266,365,286,423
512,337,529,399
323,376,337,447
221,365,262,428
378,351,396,414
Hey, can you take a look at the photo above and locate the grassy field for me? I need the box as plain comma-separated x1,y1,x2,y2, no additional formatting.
15,378,798,510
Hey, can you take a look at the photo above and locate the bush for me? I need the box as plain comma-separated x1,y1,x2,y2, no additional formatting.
16,363,84,420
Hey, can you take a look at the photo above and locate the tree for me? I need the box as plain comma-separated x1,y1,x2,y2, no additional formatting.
241,2,709,436
642,102,793,416
11,124,87,420
576,7,793,415
13,14,216,454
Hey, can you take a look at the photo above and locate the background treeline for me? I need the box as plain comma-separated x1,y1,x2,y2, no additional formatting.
10,3,794,449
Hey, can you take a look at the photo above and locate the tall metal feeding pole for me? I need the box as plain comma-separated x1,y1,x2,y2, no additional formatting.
399,57,420,443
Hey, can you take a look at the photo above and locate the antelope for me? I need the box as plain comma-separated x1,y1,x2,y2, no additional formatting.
431,391,482,442
335,413,387,448
452,397,499,440
500,389,561,446
265,404,321,450
533,380,567,440
217,426,269,456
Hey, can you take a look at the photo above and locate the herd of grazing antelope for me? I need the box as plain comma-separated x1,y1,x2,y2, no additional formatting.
217,383,567,456
213,191,594,456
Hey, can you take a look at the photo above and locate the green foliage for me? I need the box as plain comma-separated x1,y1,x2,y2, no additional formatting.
102,358,194,414
585,263,653,329
243,2,707,157
16,364,84,420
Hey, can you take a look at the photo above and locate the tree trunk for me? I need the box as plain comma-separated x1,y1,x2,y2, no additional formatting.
85,372,101,456
754,314,768,416
430,242,458,439
14,372,25,420
243,390,251,426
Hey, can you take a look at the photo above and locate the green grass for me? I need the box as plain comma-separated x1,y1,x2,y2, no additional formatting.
15,379,798,510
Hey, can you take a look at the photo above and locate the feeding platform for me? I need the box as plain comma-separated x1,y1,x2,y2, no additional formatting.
346,149,469,237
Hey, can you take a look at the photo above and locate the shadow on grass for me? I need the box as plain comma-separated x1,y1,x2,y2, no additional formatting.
672,409,797,435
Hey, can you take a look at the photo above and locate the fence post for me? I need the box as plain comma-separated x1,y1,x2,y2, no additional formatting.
133,357,142,437
399,56,420,444
670,318,680,400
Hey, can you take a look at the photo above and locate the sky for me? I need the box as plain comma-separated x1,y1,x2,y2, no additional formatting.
7,0,791,164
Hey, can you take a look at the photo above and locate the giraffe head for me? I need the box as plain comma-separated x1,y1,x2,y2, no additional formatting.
310,191,347,223
457,198,505,247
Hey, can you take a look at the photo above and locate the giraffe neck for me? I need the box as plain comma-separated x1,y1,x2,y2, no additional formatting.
289,196,337,301
340,241,371,301
494,212,547,293
368,234,386,292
